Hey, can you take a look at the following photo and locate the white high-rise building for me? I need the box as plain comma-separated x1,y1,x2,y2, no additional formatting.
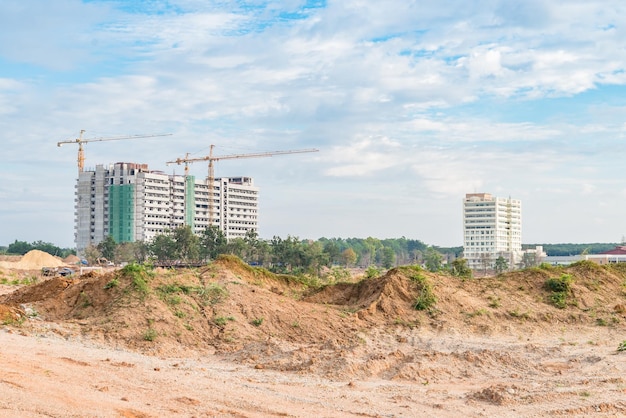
462,193,522,270
75,162,258,254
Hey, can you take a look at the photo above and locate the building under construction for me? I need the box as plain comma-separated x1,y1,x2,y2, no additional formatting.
75,162,258,254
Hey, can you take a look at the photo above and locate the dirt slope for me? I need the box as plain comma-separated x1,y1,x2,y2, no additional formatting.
1,257,626,416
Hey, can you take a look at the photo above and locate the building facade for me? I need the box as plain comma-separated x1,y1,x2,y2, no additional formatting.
462,193,522,270
75,162,258,254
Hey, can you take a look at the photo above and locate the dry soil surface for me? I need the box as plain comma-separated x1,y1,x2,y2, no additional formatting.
1,258,626,417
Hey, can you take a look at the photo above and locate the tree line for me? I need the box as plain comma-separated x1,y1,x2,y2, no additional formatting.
78,226,462,275
1,240,75,258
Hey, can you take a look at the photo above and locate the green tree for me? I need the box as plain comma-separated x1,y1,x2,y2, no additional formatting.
381,247,396,269
172,225,200,261
200,226,227,261
97,235,117,261
424,248,443,272
450,258,472,278
226,237,248,259
322,240,342,265
150,233,176,261
494,256,508,274
7,240,32,255
341,248,357,267
83,244,102,265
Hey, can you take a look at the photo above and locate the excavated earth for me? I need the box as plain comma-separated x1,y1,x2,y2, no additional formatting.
0,256,626,417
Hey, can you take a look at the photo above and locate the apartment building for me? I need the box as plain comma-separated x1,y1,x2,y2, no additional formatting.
462,193,522,270
75,162,258,254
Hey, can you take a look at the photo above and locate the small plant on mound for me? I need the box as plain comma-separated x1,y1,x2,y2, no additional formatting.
196,283,228,305
214,316,235,326
103,278,119,289
545,274,573,309
121,262,155,297
399,266,437,311
364,265,382,279
617,340,626,352
251,317,264,327
143,327,158,341
324,267,351,284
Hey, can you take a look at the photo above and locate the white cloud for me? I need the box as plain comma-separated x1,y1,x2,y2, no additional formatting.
3,0,626,246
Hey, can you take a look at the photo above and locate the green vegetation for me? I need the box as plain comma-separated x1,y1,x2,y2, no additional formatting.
156,279,228,306
103,278,119,289
3,240,75,258
545,274,573,309
399,266,437,311
143,328,158,341
120,263,155,297
214,316,235,326
364,265,382,279
251,317,264,327
617,340,626,352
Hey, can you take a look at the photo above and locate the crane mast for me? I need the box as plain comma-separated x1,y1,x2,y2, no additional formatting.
167,145,319,228
58,130,173,173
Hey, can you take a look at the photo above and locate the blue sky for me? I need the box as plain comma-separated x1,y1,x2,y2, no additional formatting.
2,0,626,248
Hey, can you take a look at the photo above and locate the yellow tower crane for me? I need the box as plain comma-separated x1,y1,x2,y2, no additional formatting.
57,129,173,173
166,145,319,227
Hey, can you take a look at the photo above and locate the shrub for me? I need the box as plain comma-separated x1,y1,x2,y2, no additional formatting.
121,263,154,297
251,317,264,327
617,340,626,352
364,266,382,279
196,283,228,305
143,328,158,341
545,274,573,293
545,274,573,309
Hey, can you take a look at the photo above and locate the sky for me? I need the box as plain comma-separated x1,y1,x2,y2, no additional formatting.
1,0,626,249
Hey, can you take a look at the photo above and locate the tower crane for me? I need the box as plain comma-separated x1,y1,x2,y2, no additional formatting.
57,129,173,173
166,145,319,227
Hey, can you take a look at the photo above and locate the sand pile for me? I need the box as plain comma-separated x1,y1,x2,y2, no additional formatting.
63,254,81,264
0,250,66,270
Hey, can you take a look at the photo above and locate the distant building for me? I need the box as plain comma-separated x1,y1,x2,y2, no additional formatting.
75,162,258,255
585,246,626,265
462,193,522,270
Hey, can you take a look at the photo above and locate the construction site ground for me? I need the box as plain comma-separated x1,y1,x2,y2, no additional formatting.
0,252,626,417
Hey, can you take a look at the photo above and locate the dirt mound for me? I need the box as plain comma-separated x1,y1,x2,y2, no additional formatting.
0,250,66,270
63,254,81,264
304,268,420,321
1,259,626,380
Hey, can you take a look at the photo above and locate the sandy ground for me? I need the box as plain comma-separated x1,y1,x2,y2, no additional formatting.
2,258,626,417
1,324,625,418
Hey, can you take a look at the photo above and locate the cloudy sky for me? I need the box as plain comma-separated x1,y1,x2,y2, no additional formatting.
1,0,626,249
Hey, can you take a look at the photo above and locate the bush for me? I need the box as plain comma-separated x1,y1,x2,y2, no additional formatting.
545,274,573,293
364,266,382,279
398,266,437,311
545,274,573,309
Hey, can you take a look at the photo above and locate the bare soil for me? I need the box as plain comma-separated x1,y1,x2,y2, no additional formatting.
1,257,626,417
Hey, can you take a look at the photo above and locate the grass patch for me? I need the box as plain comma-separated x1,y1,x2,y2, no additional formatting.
398,266,437,311
617,340,626,352
467,308,488,318
196,283,228,305
214,316,235,326
251,317,264,327
121,263,154,297
488,296,501,308
545,274,573,309
143,328,158,341
103,278,119,289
